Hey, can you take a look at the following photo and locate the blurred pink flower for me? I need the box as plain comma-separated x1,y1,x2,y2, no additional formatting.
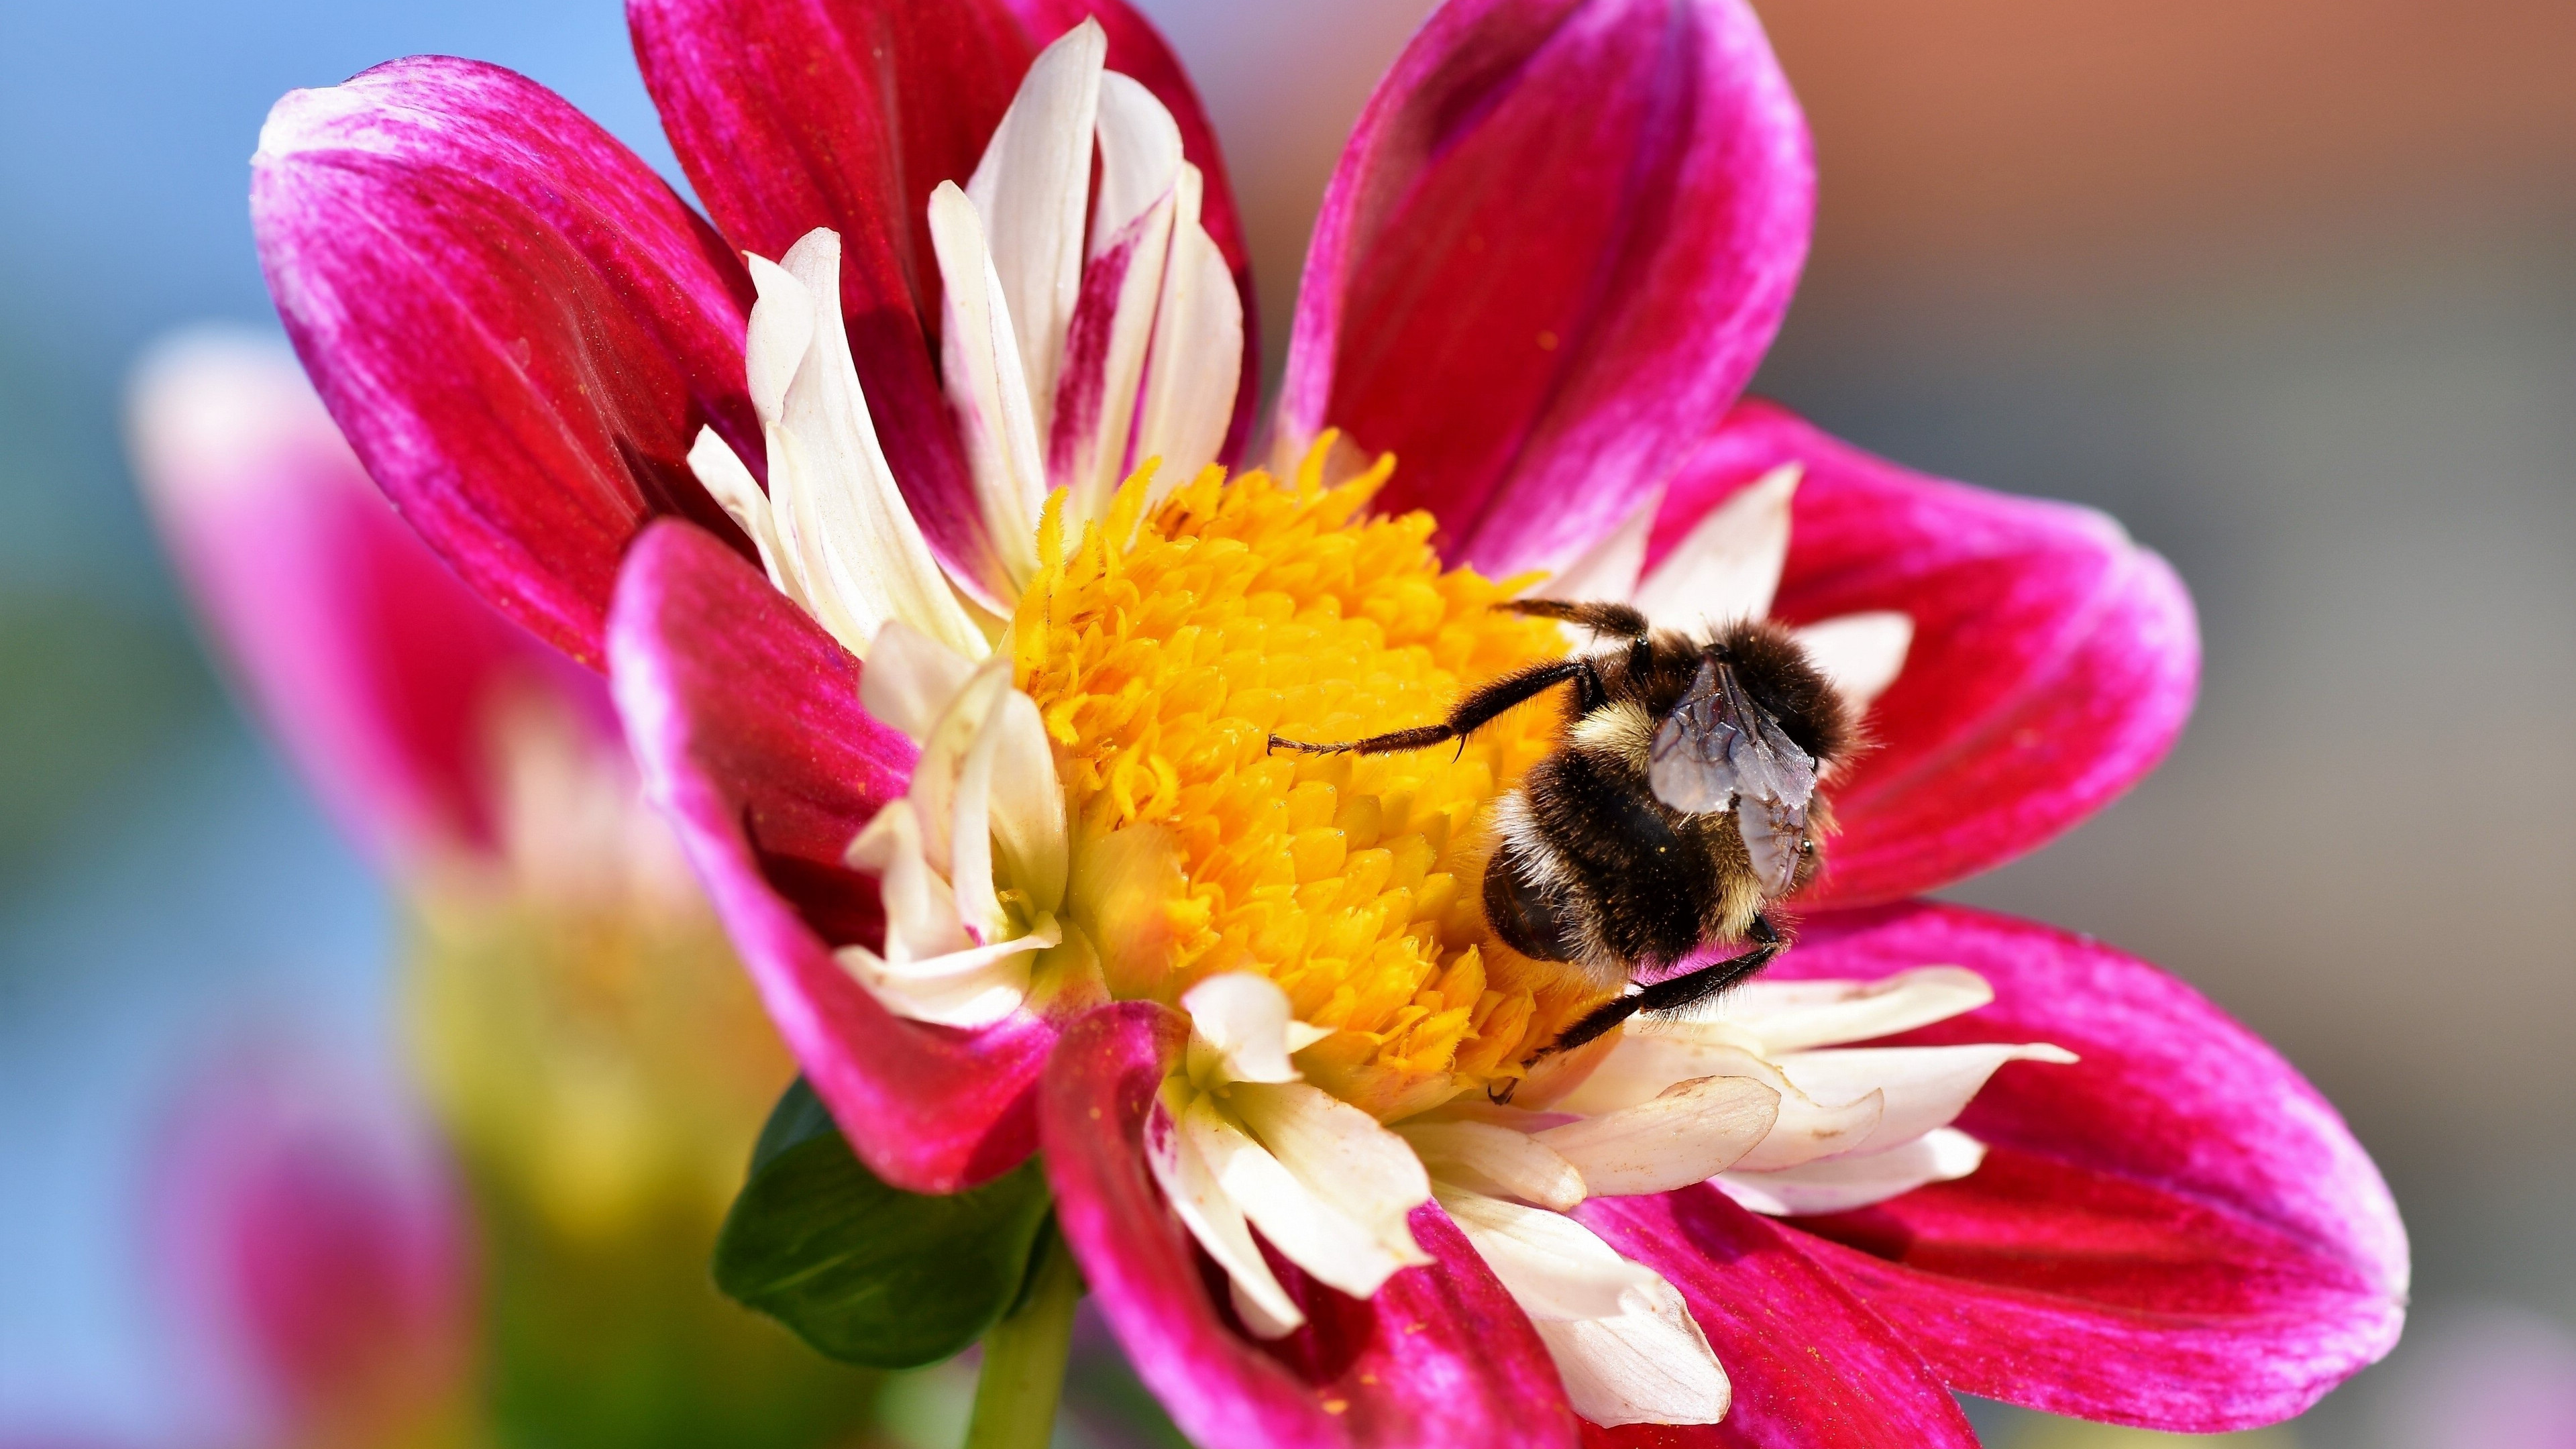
239,0,2404,1444
131,331,608,869
152,1044,474,1449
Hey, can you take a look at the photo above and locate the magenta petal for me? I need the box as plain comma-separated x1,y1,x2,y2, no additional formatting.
252,56,757,665
1281,0,1811,575
1577,1187,1978,1449
1659,401,2200,904
629,0,1016,592
1766,902,2408,1431
1043,1004,1582,1449
131,335,601,863
606,521,1051,1191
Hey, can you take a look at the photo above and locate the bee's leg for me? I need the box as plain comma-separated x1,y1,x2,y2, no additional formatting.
1497,598,1650,639
1269,657,1594,756
1543,915,1784,1059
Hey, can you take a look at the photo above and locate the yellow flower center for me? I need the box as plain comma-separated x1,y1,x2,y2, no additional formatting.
1014,442,1601,1117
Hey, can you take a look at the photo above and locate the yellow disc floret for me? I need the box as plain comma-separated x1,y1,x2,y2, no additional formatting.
1015,441,1589,1116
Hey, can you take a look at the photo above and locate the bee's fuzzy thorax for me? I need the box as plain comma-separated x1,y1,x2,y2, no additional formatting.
1715,619,1855,766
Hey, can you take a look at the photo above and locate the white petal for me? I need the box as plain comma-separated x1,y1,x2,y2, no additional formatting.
1059,195,1176,528
1793,611,1914,716
687,426,807,610
1231,1083,1434,1262
1090,71,1184,258
1538,490,1657,604
1230,1279,1305,1341
1553,1022,1770,1114
945,684,1014,945
1131,163,1241,507
1717,1127,1987,1217
1181,973,1307,1085
979,689,1069,916
1435,1189,1655,1320
1772,1042,2077,1159
742,258,816,424
963,18,1104,441
930,185,1049,590
1186,1093,1428,1300
1562,1028,1886,1174
1055,67,1189,525
858,621,979,745
1731,1082,1886,1173
844,799,971,965
1631,463,1800,627
1398,1120,1587,1212
1534,1075,1781,1197
905,659,1012,879
1438,1189,1729,1428
1146,1093,1306,1338
832,917,1051,1030
751,233,987,661
1714,966,1994,1054
1535,1307,1731,1429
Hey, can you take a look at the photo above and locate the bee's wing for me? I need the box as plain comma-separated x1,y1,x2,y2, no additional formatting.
1715,663,1818,895
1648,658,1741,813
1737,793,1807,895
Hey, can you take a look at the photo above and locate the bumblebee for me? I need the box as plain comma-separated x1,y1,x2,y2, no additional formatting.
1273,599,1855,1060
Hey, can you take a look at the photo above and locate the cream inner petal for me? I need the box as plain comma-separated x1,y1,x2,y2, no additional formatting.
1771,1042,2078,1160
1127,162,1240,512
1631,463,1799,627
830,631,1069,1028
1146,975,1434,1338
1538,488,1657,606
962,19,1106,441
1397,1119,1587,1213
1791,610,1914,715
1438,1188,1730,1428
1713,966,1993,1054
1718,1126,1988,1217
1146,1093,1305,1336
1532,1075,1780,1197
932,183,1051,592
686,231,987,662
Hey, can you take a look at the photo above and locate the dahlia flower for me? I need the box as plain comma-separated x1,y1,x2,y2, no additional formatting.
249,1,2407,1445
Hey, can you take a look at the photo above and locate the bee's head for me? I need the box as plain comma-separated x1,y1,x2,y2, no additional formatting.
1713,620,1857,771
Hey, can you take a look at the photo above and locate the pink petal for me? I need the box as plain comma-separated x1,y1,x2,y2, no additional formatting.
131,333,600,863
1768,902,2408,1432
1658,401,2199,904
1281,0,1811,576
1576,1187,1979,1449
629,0,1257,590
252,56,757,665
1043,1004,1583,1449
606,520,1053,1192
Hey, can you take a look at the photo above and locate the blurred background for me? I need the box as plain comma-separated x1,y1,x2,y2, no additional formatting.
2,0,2571,1444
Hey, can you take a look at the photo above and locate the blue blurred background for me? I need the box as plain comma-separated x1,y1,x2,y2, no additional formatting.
3,1,2571,1444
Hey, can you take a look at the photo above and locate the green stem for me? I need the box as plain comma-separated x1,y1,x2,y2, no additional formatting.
963,1226,1082,1449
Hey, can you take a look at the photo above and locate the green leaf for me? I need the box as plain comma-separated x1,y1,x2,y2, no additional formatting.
714,1080,1053,1368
